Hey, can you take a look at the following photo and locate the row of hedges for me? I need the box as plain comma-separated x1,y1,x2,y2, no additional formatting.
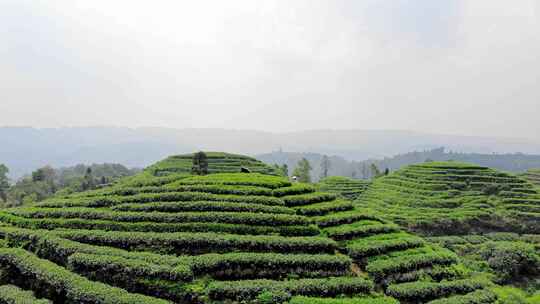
0,213,318,237
282,192,337,207
426,289,497,304
107,184,274,197
190,252,352,279
38,191,285,208
176,173,291,189
325,222,400,241
386,279,486,302
0,227,182,267
272,184,316,197
0,284,51,304
366,250,458,281
294,200,353,216
54,229,338,255
313,211,383,228
347,233,425,259
289,296,398,304
111,200,294,214
9,208,309,227
207,277,374,302
0,248,170,304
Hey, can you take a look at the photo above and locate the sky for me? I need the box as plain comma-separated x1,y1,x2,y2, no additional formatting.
1,0,539,139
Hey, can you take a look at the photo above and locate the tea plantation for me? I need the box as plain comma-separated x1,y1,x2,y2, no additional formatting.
522,169,540,187
0,154,535,303
319,177,370,201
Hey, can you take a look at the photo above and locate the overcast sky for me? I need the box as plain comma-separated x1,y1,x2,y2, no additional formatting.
1,1,539,139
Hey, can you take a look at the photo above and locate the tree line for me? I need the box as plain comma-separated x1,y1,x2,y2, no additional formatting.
0,163,139,207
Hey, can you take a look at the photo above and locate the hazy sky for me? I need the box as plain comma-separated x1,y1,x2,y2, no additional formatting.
1,1,539,139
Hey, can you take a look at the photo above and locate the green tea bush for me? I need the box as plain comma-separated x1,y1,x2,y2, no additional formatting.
54,229,338,255
207,277,373,301
0,248,170,304
282,192,337,207
272,184,316,197
427,289,497,304
347,233,425,259
366,249,458,281
9,208,309,227
190,252,352,279
0,285,51,304
289,296,399,304
478,241,540,283
111,201,294,214
386,279,485,302
295,200,353,216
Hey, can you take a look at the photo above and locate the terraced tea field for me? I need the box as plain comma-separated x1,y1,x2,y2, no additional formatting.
523,169,540,187
319,176,370,201
356,161,540,235
0,153,499,303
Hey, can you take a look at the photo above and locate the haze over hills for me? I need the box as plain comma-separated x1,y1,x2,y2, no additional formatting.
2,126,540,178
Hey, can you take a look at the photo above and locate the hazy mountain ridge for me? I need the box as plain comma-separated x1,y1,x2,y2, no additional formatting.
2,126,540,178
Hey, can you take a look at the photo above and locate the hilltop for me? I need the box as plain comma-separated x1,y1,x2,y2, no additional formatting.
0,152,501,303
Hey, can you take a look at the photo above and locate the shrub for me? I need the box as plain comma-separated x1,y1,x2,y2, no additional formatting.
207,277,373,302
0,248,169,304
112,200,294,214
289,296,399,304
295,200,353,216
54,229,338,255
386,279,486,302
282,192,337,207
0,284,51,304
9,207,309,227
366,249,458,281
347,233,425,259
190,252,352,279
427,289,497,304
478,241,540,283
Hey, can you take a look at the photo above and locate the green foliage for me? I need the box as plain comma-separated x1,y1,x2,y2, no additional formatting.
53,229,338,255
192,151,209,175
190,252,352,279
319,176,370,200
0,164,9,203
366,247,458,281
0,248,169,304
478,241,540,283
0,284,51,304
272,184,316,197
282,192,337,207
289,296,399,304
293,158,313,183
207,277,373,302
8,207,310,227
386,279,486,302
426,289,497,304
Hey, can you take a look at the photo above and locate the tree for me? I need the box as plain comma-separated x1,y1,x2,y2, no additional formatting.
292,158,312,183
281,164,288,177
370,163,381,178
82,167,96,191
320,155,331,179
384,168,390,175
0,164,9,202
192,151,209,175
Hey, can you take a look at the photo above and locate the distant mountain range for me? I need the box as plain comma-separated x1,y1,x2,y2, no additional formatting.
2,126,540,178
257,148,540,182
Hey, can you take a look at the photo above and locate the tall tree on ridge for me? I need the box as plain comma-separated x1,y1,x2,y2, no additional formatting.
293,158,312,183
192,151,209,175
320,155,331,179
0,164,9,202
